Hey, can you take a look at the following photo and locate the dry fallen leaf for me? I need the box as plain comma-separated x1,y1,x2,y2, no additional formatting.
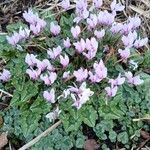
141,130,150,139
84,139,100,150
0,132,8,149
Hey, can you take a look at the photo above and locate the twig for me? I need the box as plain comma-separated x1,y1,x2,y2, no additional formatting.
133,117,150,121
137,138,150,150
0,89,13,97
18,120,62,150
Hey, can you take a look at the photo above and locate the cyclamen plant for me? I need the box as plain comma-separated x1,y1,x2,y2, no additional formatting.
5,0,148,124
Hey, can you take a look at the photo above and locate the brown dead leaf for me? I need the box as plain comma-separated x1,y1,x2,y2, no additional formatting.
141,130,150,139
0,132,8,149
84,139,100,150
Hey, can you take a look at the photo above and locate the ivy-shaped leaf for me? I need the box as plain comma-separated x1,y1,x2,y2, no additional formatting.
82,105,98,127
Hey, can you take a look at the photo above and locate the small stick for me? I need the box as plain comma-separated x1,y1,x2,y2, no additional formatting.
18,120,62,150
133,117,150,121
0,89,13,97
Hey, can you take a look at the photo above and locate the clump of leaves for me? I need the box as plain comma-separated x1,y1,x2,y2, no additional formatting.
0,0,150,149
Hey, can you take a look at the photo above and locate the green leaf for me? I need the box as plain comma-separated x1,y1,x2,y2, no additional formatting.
82,106,98,127
109,130,117,142
117,131,129,144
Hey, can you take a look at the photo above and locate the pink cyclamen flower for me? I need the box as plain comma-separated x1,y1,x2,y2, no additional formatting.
73,38,86,53
37,18,47,29
122,31,137,48
63,71,70,79
26,68,41,80
125,71,143,86
30,18,46,35
89,71,101,83
109,74,125,87
71,26,81,39
94,29,105,39
0,69,11,82
86,37,98,51
93,0,103,8
6,32,20,46
105,86,118,97
59,54,69,68
36,59,50,71
43,89,55,103
93,59,107,80
50,22,61,36
25,53,37,66
44,60,54,71
98,11,115,25
64,37,71,48
40,72,57,85
61,0,70,10
46,106,61,122
111,0,125,13
69,82,94,109
74,0,89,23
120,23,133,35
18,27,30,40
134,37,148,48
110,23,123,34
23,9,39,25
30,24,41,35
47,46,62,59
118,48,130,62
73,68,88,82
87,14,98,29
128,16,141,29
